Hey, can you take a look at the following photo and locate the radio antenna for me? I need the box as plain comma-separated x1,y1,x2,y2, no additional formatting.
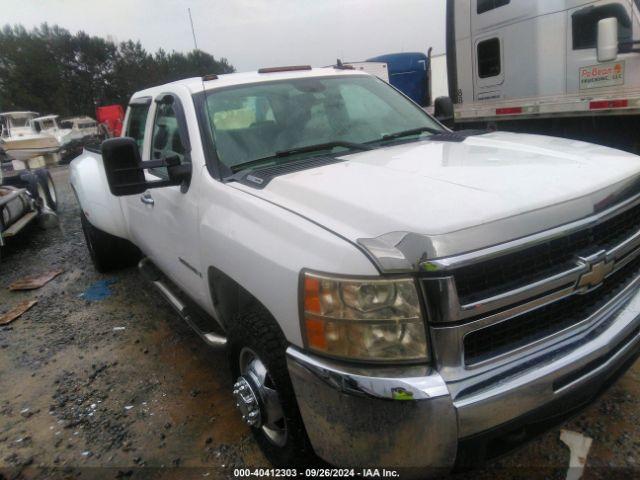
188,6,217,173
188,8,199,52
187,7,206,81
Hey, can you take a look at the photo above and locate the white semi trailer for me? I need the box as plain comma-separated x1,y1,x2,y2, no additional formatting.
437,0,640,153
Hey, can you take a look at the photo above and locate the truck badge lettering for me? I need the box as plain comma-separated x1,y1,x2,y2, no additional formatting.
579,61,625,90
246,175,264,185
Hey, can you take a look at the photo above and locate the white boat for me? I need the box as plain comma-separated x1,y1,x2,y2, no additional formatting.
0,112,60,161
59,116,99,141
32,114,79,148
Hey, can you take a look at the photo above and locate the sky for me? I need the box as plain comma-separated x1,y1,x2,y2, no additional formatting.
0,0,447,72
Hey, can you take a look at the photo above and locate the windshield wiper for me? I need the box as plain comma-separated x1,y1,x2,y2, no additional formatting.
378,126,442,142
274,140,372,157
230,141,372,173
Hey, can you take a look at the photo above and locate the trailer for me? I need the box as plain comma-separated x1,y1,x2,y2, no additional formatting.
344,61,390,82
0,150,59,263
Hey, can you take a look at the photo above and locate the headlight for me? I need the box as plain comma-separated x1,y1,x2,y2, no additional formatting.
301,272,428,362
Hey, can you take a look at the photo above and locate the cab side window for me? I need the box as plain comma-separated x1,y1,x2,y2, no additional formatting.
477,38,501,78
125,103,150,155
477,0,509,15
149,102,187,178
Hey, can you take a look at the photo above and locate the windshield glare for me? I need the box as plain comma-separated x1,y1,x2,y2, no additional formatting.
203,75,443,170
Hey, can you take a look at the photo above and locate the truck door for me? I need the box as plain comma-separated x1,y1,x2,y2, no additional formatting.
123,93,208,307
566,1,640,95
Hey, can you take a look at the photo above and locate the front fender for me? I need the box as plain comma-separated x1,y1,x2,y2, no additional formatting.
198,176,379,347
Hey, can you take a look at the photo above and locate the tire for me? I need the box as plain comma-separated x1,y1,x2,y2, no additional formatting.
35,169,58,211
227,307,317,467
17,171,39,199
80,210,140,272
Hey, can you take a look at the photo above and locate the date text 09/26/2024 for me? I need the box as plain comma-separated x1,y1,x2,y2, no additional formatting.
233,469,400,478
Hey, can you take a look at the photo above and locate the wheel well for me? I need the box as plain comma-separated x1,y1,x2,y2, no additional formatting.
207,267,262,329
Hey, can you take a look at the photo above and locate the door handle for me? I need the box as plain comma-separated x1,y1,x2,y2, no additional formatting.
140,192,154,206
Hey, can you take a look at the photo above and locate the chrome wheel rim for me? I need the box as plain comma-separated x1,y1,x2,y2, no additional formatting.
235,347,287,446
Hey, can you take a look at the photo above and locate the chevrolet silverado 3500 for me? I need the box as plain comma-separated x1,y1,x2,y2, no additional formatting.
70,67,640,473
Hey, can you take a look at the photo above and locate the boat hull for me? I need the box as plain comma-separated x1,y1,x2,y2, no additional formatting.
1,136,60,161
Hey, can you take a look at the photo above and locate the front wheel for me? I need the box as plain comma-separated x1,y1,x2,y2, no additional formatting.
227,307,317,467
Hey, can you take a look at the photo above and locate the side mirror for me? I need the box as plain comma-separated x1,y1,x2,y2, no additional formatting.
434,96,455,129
597,17,619,62
101,137,191,196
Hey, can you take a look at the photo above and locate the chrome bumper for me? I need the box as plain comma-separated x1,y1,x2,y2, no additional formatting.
286,348,458,470
286,285,640,470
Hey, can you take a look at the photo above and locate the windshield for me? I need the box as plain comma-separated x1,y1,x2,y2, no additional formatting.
201,75,443,171
40,119,56,129
10,117,30,128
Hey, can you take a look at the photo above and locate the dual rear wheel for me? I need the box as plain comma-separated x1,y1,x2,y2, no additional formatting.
79,210,140,272
79,209,316,466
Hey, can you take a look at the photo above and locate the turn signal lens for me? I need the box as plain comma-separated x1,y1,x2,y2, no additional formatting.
304,276,321,314
301,272,428,362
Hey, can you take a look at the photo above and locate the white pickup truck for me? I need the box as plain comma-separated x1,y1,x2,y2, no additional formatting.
70,66,640,473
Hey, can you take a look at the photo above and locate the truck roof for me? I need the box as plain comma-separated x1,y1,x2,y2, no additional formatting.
130,67,370,100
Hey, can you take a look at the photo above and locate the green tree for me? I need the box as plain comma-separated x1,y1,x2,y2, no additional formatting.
0,23,235,116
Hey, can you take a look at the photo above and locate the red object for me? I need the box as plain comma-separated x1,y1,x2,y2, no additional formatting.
496,106,523,115
96,104,125,137
589,99,629,110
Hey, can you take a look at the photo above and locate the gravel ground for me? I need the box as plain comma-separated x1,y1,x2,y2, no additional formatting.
0,166,639,480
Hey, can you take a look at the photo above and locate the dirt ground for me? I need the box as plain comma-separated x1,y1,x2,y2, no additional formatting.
1,166,639,480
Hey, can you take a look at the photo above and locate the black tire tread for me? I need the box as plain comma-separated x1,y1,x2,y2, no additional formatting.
80,210,140,272
227,306,317,467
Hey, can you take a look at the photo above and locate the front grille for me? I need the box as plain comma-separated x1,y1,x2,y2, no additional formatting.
463,255,640,365
453,202,640,304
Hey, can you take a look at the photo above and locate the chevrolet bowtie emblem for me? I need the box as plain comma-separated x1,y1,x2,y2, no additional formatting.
577,251,614,291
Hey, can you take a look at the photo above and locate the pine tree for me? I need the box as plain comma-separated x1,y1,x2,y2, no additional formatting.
0,24,235,116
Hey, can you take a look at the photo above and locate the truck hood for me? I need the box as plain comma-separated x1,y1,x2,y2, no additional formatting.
233,131,640,263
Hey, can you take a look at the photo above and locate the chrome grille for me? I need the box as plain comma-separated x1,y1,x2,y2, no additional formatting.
464,254,640,364
453,202,640,304
423,194,640,368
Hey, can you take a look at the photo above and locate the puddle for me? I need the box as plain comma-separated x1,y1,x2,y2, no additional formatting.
80,279,117,301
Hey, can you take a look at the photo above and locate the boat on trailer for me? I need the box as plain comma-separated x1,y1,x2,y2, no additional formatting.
0,112,60,161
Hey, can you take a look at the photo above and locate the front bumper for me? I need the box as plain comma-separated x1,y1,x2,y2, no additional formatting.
287,348,458,471
286,282,640,471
